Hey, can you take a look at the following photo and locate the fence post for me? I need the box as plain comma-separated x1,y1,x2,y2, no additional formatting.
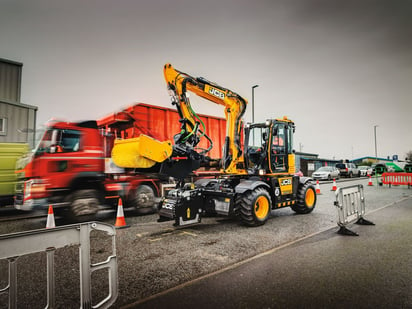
46,247,56,309
8,257,18,309
79,224,92,309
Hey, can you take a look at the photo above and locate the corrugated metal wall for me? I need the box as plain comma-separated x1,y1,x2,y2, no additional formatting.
0,102,36,145
0,58,22,102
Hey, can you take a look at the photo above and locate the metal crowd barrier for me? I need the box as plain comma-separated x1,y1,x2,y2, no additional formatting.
334,184,375,236
0,222,118,309
381,172,412,188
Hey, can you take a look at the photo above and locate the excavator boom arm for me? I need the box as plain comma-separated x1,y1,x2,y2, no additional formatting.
163,63,247,174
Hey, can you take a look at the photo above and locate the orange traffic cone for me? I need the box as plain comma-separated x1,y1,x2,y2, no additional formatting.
368,175,373,186
315,180,321,194
115,197,129,228
331,179,337,191
46,205,55,229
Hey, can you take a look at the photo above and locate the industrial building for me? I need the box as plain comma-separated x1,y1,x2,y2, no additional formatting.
0,58,37,147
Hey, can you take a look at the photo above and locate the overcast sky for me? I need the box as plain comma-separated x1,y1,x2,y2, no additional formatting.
1,0,411,160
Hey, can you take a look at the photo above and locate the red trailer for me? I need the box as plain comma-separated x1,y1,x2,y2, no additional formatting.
97,102,225,164
14,103,226,221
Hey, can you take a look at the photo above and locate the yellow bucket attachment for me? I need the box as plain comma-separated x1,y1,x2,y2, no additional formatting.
111,135,173,168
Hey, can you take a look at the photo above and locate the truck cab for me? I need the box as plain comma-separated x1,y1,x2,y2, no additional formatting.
15,120,106,220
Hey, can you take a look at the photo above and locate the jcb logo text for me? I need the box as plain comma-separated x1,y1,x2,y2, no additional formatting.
208,87,225,100
281,179,292,186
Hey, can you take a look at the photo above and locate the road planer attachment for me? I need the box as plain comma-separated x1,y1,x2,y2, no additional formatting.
111,134,173,168
111,133,202,178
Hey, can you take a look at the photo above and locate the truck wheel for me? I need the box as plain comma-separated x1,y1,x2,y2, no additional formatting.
292,182,316,214
68,189,101,222
238,187,271,227
129,184,157,214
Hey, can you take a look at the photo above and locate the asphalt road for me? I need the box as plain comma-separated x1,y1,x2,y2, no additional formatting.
1,178,411,308
132,196,412,309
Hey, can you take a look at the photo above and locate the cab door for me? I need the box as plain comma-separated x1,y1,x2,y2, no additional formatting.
269,123,288,173
38,129,82,190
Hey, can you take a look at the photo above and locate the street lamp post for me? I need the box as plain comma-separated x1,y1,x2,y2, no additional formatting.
374,125,379,183
374,125,378,163
252,85,259,123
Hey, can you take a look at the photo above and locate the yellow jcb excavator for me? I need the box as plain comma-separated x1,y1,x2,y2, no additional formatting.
113,63,316,227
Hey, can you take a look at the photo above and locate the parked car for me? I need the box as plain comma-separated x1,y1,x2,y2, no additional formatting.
358,165,373,176
312,166,340,181
335,162,360,178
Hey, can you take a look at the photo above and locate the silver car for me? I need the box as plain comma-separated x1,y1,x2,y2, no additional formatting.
312,166,340,181
358,165,373,176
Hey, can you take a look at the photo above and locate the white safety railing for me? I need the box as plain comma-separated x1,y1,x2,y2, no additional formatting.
334,184,375,236
0,222,118,309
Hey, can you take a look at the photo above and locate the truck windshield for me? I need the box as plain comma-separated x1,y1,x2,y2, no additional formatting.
33,128,51,154
34,128,81,154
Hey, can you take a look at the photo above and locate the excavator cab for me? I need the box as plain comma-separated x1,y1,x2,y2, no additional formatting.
244,118,295,176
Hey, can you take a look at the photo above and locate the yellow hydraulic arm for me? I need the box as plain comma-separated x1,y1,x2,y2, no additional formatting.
111,64,248,178
163,63,248,174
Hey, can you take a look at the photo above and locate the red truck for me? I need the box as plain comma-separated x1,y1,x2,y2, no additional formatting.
14,103,225,221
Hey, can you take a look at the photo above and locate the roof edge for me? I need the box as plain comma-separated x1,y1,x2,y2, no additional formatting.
0,99,38,111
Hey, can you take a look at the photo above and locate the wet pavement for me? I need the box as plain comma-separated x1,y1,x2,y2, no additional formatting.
129,196,412,309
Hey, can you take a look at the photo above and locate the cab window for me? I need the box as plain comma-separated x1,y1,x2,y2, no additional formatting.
57,130,81,152
246,127,270,170
37,129,81,153
270,124,287,172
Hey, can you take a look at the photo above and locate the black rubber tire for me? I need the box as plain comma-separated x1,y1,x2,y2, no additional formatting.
238,187,271,227
67,189,101,222
291,182,316,214
129,184,157,214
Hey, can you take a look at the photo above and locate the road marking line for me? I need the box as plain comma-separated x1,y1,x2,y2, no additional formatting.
136,232,149,238
148,238,162,242
180,231,198,237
